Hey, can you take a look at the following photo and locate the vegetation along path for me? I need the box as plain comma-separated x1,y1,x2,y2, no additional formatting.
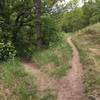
21,37,87,100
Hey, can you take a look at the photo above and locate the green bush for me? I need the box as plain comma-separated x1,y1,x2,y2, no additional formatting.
42,15,60,47
0,42,16,61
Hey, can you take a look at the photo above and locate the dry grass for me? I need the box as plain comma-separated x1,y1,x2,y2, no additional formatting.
73,23,100,98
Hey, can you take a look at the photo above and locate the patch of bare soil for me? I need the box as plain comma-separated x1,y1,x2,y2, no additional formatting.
21,37,87,100
90,48,100,56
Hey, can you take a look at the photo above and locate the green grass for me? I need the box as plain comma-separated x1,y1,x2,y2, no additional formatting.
39,89,57,100
0,59,38,100
73,23,100,97
32,32,72,78
0,59,58,100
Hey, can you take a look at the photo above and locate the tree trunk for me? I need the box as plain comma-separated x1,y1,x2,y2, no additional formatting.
34,0,43,49
12,15,22,47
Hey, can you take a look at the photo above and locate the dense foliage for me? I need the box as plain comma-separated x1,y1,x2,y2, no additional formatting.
0,0,60,60
0,42,16,61
61,0,100,32
0,0,100,60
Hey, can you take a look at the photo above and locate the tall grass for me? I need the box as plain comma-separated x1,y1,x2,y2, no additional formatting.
0,59,38,100
32,32,72,78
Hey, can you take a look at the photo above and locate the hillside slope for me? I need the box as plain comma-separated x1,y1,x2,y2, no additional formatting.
0,23,100,100
73,23,100,99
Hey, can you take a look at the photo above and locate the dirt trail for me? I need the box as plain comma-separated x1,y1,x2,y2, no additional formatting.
56,37,86,100
54,38,86,100
21,37,87,100
21,61,56,91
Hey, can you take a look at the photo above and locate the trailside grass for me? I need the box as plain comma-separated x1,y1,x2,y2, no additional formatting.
32,33,72,78
0,59,38,100
0,59,57,100
73,23,100,97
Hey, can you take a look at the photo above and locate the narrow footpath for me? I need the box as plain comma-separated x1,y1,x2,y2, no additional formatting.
56,37,86,100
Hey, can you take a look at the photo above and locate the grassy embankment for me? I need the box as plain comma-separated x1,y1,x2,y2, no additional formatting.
73,23,100,97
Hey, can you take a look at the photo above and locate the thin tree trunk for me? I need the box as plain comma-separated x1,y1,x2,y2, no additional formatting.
12,15,22,47
34,0,43,49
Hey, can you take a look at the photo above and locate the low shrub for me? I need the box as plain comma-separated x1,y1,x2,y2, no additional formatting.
0,42,16,61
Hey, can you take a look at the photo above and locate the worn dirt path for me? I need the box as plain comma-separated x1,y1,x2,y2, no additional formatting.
56,37,86,100
58,37,84,100
21,37,87,100
21,61,56,91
